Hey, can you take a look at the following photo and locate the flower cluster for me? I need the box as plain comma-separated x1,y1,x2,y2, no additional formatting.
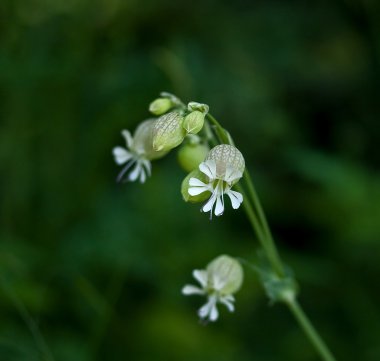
112,92,247,322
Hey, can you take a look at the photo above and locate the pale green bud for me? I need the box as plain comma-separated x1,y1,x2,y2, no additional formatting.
152,112,186,152
207,255,243,295
206,144,245,183
183,111,205,134
160,91,184,107
149,98,173,115
177,142,209,172
131,119,167,160
181,169,210,203
187,101,209,114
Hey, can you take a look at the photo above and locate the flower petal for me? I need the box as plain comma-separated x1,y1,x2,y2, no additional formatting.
214,195,224,216
192,269,208,288
121,130,133,148
182,285,205,295
116,160,135,182
226,190,243,209
139,168,146,183
198,295,216,319
202,191,218,213
128,163,142,182
141,159,152,176
224,165,242,184
209,303,219,321
113,147,133,165
188,186,209,196
220,297,235,312
189,178,208,187
199,160,216,180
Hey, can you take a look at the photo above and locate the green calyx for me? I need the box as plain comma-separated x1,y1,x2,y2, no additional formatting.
207,255,244,295
152,112,186,152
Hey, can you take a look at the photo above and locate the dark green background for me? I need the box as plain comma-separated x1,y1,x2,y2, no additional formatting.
1,0,380,360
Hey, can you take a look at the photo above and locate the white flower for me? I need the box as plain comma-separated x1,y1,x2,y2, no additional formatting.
182,255,243,322
188,144,245,217
112,120,166,183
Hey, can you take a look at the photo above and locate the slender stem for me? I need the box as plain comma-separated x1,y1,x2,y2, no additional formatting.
205,112,337,361
235,184,267,244
286,299,337,361
243,170,285,277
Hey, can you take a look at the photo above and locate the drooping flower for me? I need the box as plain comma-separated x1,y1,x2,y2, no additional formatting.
188,144,245,217
112,119,167,183
182,255,244,322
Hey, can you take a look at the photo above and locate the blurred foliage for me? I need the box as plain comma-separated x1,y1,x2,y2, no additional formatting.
1,0,380,360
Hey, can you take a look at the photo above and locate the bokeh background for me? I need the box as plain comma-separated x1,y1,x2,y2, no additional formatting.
1,0,380,360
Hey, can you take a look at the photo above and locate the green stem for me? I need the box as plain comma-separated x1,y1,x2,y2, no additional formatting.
205,112,337,361
243,170,285,277
286,299,337,361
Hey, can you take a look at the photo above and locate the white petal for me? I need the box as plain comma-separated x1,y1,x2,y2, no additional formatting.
121,130,133,148
214,195,224,216
209,303,219,321
116,160,135,182
220,297,235,312
198,296,216,319
189,178,208,187
113,147,133,165
192,270,208,288
182,285,205,295
139,168,146,183
226,190,243,209
202,191,218,213
224,165,242,184
141,159,152,176
223,294,235,302
188,186,209,196
199,160,216,180
128,163,142,182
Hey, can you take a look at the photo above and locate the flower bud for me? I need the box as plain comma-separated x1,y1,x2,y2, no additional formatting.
152,112,186,152
177,142,209,172
207,255,243,295
131,119,168,160
206,144,245,183
181,169,210,203
187,101,209,114
183,111,205,134
149,98,173,115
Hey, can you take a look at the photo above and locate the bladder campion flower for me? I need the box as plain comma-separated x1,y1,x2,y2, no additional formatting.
112,119,167,183
182,255,243,322
188,144,245,217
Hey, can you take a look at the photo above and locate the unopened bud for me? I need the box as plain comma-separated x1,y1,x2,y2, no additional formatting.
207,255,243,295
177,142,209,172
153,112,186,152
149,98,173,115
187,101,209,114
183,111,205,134
131,119,168,160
